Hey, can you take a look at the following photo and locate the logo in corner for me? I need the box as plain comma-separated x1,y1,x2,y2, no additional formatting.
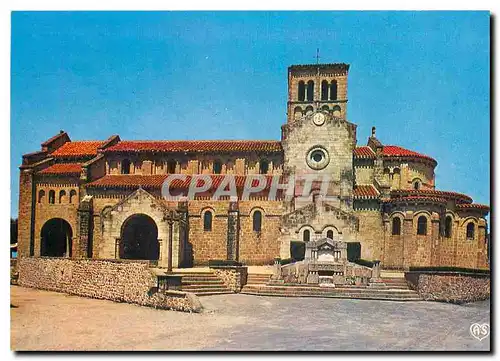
470,323,490,341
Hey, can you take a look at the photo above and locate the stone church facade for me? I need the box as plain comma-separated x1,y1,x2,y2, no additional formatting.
17,63,489,270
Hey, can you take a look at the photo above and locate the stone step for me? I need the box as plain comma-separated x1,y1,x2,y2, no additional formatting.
182,279,225,285
242,284,418,294
196,291,235,297
181,284,228,290
241,291,422,302
241,286,421,300
180,276,220,282
186,288,234,295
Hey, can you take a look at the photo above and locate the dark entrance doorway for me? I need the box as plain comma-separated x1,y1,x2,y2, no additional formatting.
120,214,159,260
40,218,73,257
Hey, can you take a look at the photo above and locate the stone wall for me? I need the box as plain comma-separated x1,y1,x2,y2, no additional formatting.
405,271,490,304
211,266,248,292
17,257,203,312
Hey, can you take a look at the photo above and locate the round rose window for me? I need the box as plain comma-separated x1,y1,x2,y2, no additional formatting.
306,146,330,170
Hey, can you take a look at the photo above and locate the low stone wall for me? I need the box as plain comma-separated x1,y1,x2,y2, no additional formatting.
17,257,202,312
405,271,490,304
211,266,248,292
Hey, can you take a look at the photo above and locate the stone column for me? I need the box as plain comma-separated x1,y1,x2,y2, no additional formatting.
226,198,240,261
402,212,413,270
77,196,93,258
177,199,190,267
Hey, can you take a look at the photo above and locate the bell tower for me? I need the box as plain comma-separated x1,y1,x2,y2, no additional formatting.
287,63,349,123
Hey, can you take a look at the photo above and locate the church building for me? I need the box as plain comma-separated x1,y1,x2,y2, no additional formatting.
17,62,490,270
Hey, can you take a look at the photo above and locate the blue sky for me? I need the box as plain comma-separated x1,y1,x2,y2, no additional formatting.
11,11,490,217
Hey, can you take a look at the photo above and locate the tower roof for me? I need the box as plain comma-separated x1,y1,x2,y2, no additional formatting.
288,63,350,73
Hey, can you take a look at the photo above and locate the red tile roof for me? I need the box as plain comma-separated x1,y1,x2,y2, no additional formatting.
104,140,283,154
38,163,82,176
385,196,448,204
353,185,379,199
456,203,490,211
391,189,472,204
382,145,436,164
51,141,106,158
353,146,376,159
86,174,280,190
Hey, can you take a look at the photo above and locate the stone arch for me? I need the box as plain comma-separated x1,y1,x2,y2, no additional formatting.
305,105,314,115
38,190,45,204
321,80,329,100
459,216,479,227
201,207,215,232
69,189,77,204
293,106,303,120
40,218,73,257
321,225,339,240
59,190,67,203
332,105,341,117
444,214,454,238
415,213,430,236
48,190,56,204
330,80,338,100
298,81,305,101
250,207,264,232
466,221,476,240
120,213,159,260
321,105,330,112
412,178,422,190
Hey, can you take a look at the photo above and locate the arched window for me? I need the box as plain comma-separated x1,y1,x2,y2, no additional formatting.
259,160,269,175
321,105,330,112
38,190,45,204
305,106,314,115
306,80,314,101
321,80,329,100
392,217,401,235
413,179,421,190
203,211,213,231
330,80,338,100
122,159,131,174
417,216,427,235
298,81,305,101
48,190,55,204
253,211,262,232
332,105,341,117
69,190,77,204
59,190,66,204
213,160,222,174
466,222,475,240
326,229,334,239
303,229,310,243
167,160,176,174
444,216,452,238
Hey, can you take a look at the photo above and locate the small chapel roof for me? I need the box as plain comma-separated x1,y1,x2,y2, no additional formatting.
50,141,106,158
38,163,82,176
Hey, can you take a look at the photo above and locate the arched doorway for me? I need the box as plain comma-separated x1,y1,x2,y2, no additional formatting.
120,214,159,260
40,218,73,257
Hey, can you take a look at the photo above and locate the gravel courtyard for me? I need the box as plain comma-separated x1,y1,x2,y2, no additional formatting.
10,286,490,351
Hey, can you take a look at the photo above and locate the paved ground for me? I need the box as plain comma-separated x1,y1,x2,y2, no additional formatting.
11,286,490,351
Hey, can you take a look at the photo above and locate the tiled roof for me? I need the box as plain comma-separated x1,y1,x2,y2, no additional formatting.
51,141,105,158
382,145,436,164
38,163,82,176
86,174,279,190
391,189,472,204
353,185,379,199
456,203,490,211
386,196,448,204
353,146,376,159
104,140,283,154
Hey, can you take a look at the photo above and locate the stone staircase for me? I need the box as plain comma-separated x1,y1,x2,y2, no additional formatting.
240,284,421,301
241,274,421,301
246,273,272,285
381,277,412,290
178,272,233,296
